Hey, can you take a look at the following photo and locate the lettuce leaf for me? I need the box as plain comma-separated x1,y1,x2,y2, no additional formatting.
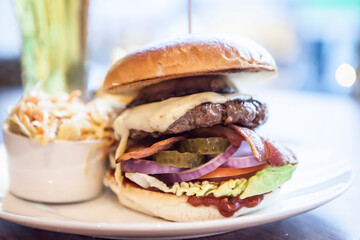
125,164,296,198
240,164,296,199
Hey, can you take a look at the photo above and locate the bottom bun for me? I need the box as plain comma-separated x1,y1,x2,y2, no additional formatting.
104,170,280,222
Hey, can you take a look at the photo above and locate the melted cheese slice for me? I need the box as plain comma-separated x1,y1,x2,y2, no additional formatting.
113,92,251,158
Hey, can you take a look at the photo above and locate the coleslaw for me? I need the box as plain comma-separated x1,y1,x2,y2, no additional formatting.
6,90,124,145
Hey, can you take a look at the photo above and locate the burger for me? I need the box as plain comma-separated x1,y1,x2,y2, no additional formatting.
102,35,298,222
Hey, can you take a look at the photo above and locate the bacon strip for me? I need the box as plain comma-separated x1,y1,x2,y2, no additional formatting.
186,126,244,146
116,136,185,162
230,125,297,166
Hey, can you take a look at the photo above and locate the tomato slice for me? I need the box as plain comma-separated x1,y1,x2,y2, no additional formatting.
196,164,269,180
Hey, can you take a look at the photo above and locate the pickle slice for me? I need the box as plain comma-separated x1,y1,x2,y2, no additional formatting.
154,151,204,168
179,137,230,155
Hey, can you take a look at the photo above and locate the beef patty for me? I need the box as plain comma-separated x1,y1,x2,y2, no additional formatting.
129,75,237,107
130,98,267,140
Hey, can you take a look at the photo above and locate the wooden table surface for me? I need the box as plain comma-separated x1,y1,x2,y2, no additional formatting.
0,87,359,240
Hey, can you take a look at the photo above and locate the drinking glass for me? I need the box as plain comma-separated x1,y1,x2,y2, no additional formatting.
13,0,89,94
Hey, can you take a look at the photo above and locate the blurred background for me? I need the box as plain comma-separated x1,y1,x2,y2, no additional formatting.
1,1,360,238
1,0,360,95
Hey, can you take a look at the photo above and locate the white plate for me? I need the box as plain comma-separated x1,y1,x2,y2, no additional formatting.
0,144,353,239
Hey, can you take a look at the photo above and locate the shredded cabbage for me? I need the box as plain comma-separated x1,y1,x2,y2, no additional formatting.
124,164,296,198
6,90,124,145
125,172,247,197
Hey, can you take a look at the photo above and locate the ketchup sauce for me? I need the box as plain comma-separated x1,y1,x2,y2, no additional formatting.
187,194,264,217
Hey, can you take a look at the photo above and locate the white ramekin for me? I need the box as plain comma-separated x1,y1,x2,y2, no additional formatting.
2,125,107,203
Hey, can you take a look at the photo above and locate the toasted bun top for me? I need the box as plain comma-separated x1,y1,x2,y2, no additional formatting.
103,35,277,94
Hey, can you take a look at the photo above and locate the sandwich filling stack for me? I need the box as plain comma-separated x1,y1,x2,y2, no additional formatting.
103,35,298,222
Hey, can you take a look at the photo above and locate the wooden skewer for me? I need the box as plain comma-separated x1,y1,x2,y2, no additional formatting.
188,0,192,34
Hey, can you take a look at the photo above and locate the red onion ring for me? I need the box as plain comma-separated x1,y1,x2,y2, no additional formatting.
156,145,238,184
121,159,184,174
221,141,265,168
231,141,253,157
221,156,265,168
